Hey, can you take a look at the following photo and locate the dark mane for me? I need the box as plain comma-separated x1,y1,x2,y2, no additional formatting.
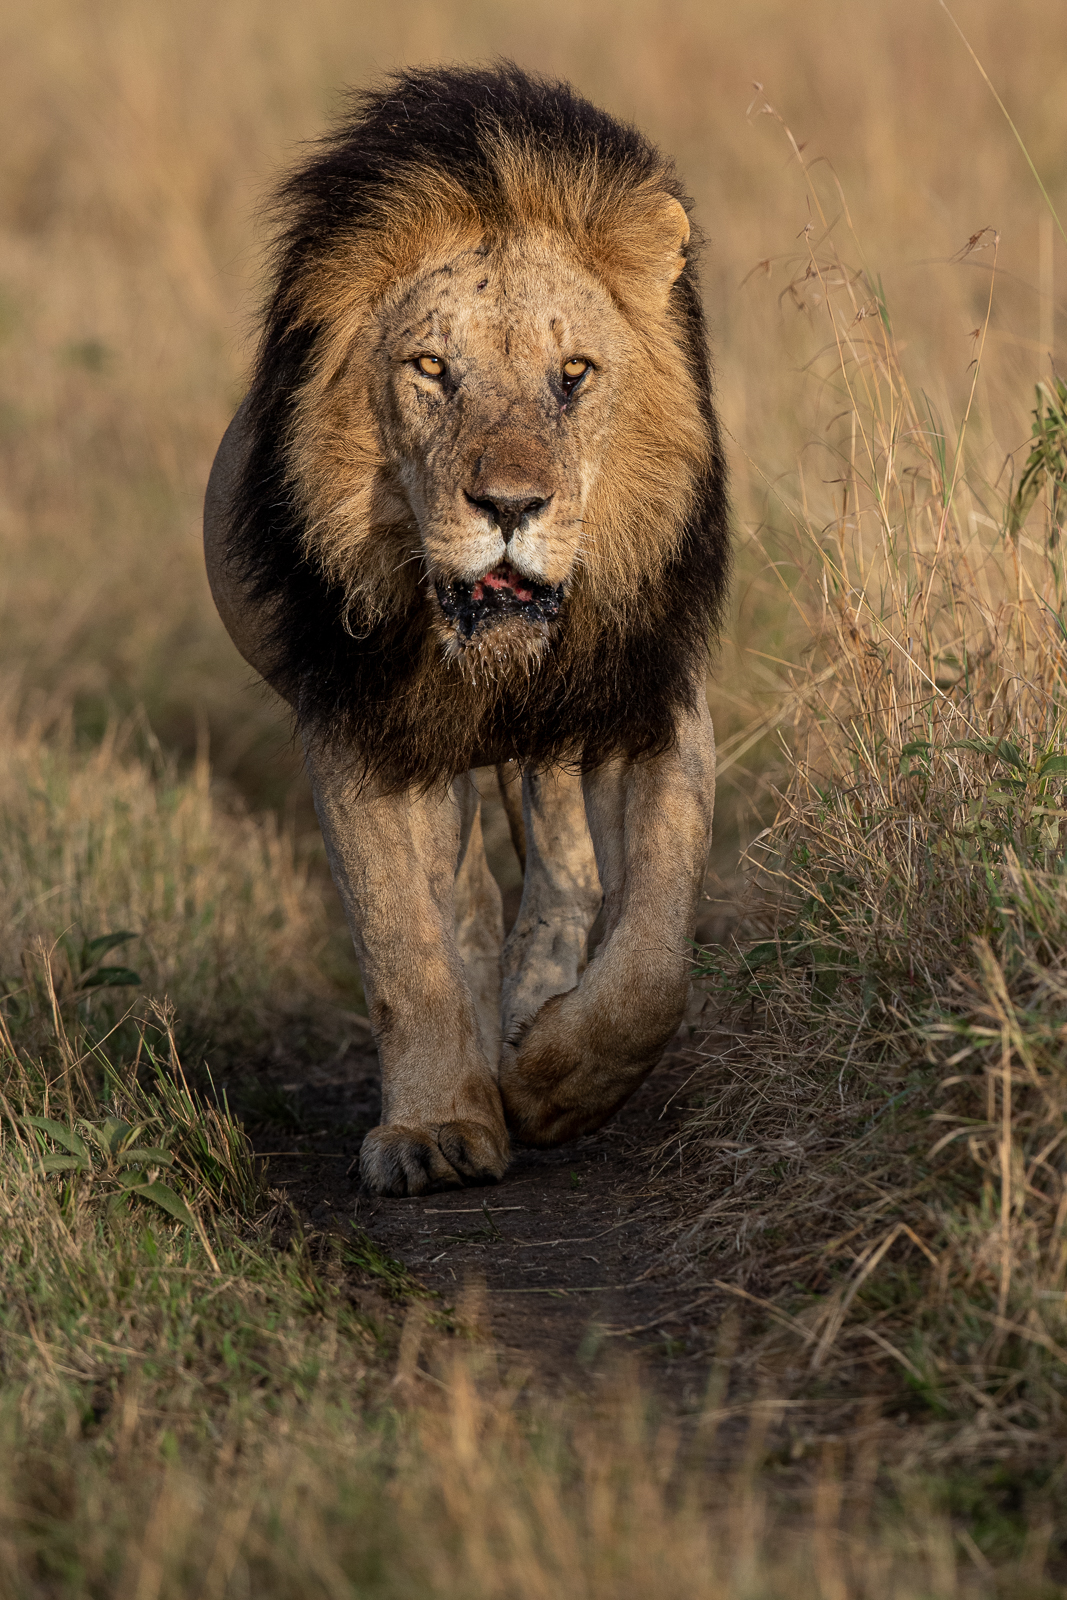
228,63,731,789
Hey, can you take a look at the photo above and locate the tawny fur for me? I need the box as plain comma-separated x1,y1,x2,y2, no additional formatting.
204,65,729,1196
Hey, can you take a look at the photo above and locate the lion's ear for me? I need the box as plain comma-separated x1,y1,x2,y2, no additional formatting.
649,195,691,303
587,190,691,313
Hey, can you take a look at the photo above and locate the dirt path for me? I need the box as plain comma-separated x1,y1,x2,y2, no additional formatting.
249,1020,722,1406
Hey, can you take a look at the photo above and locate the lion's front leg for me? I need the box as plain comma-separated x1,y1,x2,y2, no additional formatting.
306,741,509,1196
498,701,715,1145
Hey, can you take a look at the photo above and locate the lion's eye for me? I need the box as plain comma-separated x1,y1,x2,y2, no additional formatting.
562,358,589,381
417,354,446,377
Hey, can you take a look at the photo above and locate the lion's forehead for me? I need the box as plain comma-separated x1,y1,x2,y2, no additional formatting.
381,244,628,366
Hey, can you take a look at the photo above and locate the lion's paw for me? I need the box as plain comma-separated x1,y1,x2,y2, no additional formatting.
498,994,634,1147
359,1121,510,1197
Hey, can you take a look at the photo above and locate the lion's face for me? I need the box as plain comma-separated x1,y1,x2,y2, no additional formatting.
288,173,702,676
372,238,632,661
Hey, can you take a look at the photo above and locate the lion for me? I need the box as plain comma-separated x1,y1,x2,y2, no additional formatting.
203,64,730,1197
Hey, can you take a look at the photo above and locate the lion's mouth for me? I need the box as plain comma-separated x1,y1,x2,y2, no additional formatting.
435,561,564,641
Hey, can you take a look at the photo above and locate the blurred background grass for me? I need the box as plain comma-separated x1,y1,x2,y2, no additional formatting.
1,0,1062,842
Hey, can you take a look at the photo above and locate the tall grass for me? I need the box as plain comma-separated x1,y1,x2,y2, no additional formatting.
0,692,355,1063
679,113,1067,1486
0,992,1038,1598
0,813,1016,1595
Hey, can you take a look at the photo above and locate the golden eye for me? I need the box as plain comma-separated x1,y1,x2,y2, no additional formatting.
562,358,589,380
417,354,445,377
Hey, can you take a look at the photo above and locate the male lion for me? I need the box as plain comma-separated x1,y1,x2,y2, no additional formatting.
204,65,730,1196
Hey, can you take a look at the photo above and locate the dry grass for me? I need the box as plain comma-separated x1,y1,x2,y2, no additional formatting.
0,689,359,1065
0,1001,1037,1600
673,111,1067,1494
0,914,1015,1598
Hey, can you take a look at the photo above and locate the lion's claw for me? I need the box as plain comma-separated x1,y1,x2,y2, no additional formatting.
436,1120,510,1184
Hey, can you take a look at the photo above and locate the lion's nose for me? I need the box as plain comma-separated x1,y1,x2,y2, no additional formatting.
465,492,551,544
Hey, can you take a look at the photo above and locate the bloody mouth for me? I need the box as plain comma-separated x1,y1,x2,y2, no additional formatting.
435,560,564,641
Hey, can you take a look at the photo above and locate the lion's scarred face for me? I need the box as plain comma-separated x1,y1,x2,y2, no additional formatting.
373,238,644,665
288,181,697,679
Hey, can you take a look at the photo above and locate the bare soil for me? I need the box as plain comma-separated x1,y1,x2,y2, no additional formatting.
239,825,750,1405
245,1016,725,1409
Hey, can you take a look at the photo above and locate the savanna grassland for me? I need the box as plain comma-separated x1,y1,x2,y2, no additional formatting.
3,0,1067,1593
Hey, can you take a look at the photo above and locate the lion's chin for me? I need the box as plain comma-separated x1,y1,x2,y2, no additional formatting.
433,560,562,678
436,612,552,680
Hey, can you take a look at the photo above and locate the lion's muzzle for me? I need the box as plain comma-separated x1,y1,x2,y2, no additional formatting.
435,560,564,641
463,491,552,545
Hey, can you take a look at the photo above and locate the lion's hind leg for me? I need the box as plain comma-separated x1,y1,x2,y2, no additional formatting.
499,765,602,1047
453,774,505,1068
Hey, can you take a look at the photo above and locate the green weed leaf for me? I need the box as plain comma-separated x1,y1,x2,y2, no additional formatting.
741,940,796,971
1009,376,1067,541
82,931,137,960
83,1118,134,1157
81,965,141,989
22,1116,89,1160
117,1147,174,1168
130,1181,195,1227
948,738,1025,770
40,1154,89,1174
